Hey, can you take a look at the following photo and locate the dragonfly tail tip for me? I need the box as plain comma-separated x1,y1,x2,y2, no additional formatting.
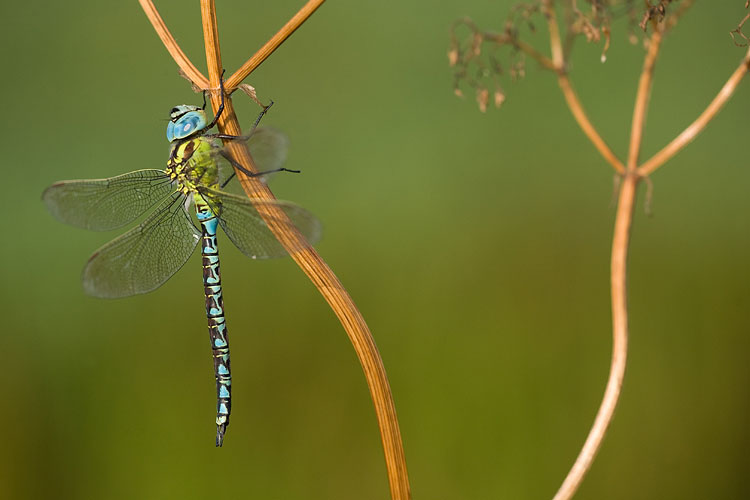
216,424,227,447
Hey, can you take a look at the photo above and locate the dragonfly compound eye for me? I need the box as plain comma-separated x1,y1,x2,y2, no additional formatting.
167,109,208,142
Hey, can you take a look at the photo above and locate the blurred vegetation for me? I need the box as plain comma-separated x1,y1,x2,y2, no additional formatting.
1,1,748,499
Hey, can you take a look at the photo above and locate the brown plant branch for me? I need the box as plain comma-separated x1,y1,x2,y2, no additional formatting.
544,1,627,174
546,4,665,500
139,0,209,89
555,77,626,174
730,7,750,46
628,29,663,170
193,2,411,499
638,45,750,177
552,23,664,500
553,173,637,500
488,33,557,70
227,0,325,89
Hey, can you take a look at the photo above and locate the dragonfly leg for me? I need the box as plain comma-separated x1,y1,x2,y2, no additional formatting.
205,133,245,141
204,98,273,142
220,150,300,178
220,173,236,189
250,100,274,131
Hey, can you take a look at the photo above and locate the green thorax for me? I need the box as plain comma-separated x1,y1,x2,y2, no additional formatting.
166,137,220,195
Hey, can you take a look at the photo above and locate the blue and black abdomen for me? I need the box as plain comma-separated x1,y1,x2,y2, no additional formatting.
196,200,232,446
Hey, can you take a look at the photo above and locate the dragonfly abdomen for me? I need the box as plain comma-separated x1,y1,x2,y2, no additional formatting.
196,199,232,447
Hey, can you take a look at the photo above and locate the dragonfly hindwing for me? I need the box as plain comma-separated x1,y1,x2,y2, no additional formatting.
200,187,321,259
82,192,200,298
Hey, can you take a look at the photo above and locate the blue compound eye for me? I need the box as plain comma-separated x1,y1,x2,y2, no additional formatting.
167,107,208,142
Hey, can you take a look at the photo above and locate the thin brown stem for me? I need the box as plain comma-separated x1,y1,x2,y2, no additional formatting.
545,0,565,68
628,29,663,170
197,2,411,499
638,46,750,177
226,0,325,89
139,0,209,89
556,77,626,174
544,1,626,174
553,172,637,500
514,38,557,70
549,3,659,499
482,32,557,70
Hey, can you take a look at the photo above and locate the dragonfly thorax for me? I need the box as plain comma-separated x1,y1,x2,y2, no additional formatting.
167,105,208,142
166,137,220,193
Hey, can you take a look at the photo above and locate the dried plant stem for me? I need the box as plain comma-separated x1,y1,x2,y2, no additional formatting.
544,1,627,174
460,4,747,499
638,46,750,177
553,173,637,500
140,1,411,498
548,6,662,500
483,32,556,70
628,30,663,169
201,4,412,499
555,77,626,174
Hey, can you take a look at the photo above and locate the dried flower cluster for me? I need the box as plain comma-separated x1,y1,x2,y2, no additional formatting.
448,0,688,112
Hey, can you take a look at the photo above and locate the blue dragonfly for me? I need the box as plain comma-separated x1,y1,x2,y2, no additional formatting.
43,82,321,446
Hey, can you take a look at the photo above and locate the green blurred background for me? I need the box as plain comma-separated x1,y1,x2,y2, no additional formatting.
2,1,748,499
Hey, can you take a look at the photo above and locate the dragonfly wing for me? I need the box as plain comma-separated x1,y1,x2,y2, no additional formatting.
200,188,321,259
43,169,174,231
83,192,200,298
217,127,289,188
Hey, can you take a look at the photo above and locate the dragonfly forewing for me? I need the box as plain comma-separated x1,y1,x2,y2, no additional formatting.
42,169,174,231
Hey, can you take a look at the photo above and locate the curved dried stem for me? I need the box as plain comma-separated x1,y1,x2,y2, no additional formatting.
226,0,325,89
139,0,209,89
554,172,637,500
638,46,750,177
544,1,626,174
198,2,411,499
553,172,637,500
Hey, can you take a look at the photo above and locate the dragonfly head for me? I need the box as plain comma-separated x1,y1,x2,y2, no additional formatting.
167,105,208,142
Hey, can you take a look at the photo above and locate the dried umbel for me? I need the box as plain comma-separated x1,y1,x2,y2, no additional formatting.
448,0,689,112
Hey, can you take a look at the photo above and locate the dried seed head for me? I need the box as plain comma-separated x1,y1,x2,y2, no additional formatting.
494,88,506,108
448,47,459,67
476,87,489,113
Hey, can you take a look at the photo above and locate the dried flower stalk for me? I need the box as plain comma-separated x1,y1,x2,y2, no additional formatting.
452,2,749,499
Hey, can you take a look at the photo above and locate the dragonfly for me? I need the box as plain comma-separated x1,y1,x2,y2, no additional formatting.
42,79,321,446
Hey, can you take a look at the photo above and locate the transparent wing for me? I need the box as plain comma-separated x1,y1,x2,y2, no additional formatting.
83,192,200,298
200,187,321,260
217,127,289,189
43,169,174,231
